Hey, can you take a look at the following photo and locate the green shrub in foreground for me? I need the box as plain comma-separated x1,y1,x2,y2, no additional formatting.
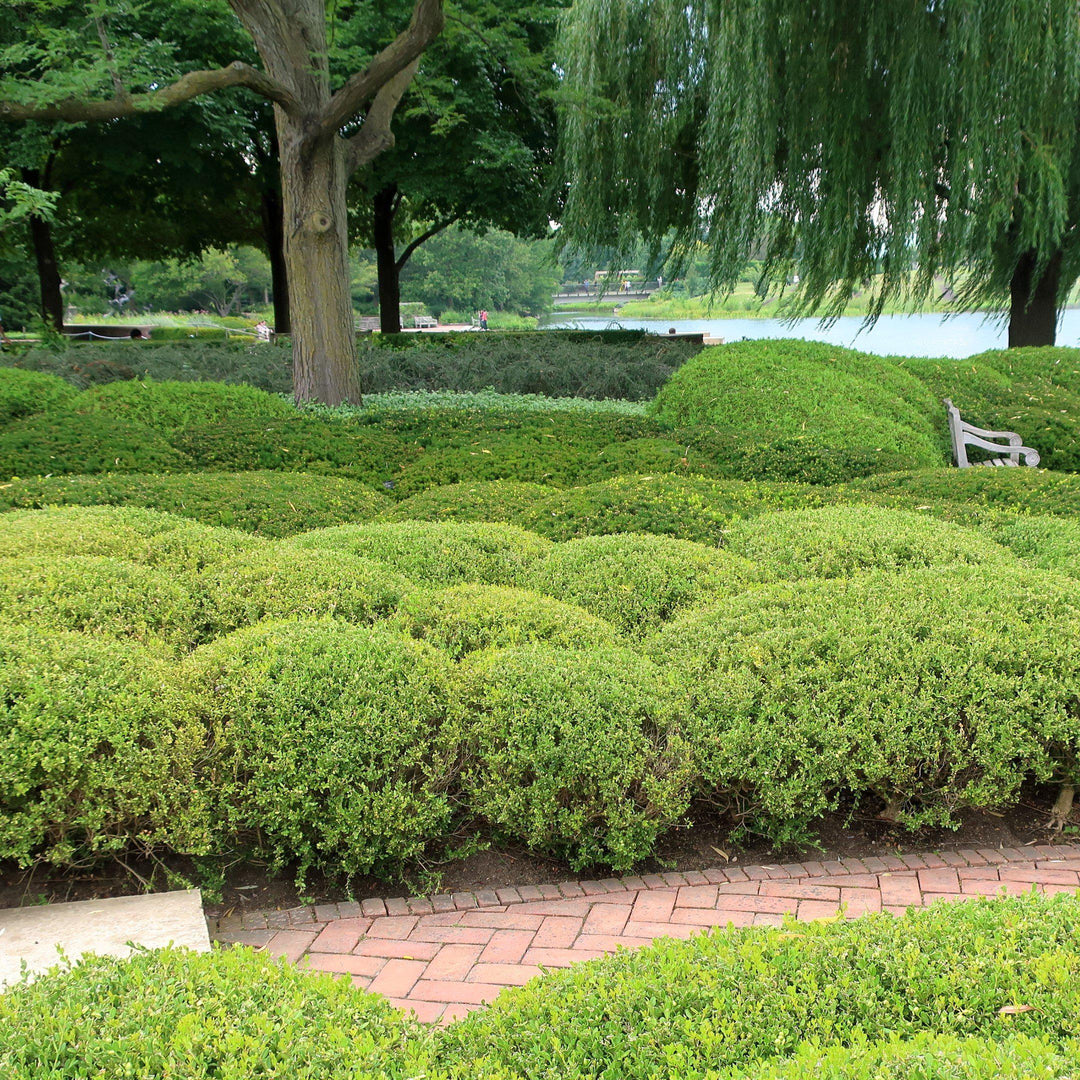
0,556,202,649
377,480,556,527
0,628,208,867
0,409,190,477
395,584,619,659
523,532,755,636
289,521,551,587
647,565,1080,839
0,367,78,424
456,644,691,870
76,377,295,431
992,515,1080,579
0,471,390,536
0,947,430,1080
446,895,1080,1078
199,547,411,637
186,621,458,880
723,504,1014,580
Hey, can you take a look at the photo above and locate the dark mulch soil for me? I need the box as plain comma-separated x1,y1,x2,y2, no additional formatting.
2,785,1074,919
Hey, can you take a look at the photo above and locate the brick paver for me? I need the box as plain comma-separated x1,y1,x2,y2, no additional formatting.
209,842,1080,1025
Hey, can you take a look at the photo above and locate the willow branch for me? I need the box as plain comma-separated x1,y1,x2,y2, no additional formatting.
318,0,443,138
0,61,301,123
343,60,419,175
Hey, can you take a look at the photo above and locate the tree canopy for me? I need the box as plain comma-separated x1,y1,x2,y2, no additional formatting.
557,0,1080,344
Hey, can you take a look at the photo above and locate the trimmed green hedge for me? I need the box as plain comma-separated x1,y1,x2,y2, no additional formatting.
523,532,755,636
377,480,557,527
992,515,1080,578
0,409,190,477
185,621,458,879
0,367,78,424
0,471,390,536
0,628,208,868
199,547,411,637
395,584,619,658
289,521,552,587
723,504,1015,580
456,644,690,869
648,565,1080,841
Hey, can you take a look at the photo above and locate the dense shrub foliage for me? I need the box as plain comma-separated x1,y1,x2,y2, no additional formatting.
0,471,389,535
992,515,1080,578
290,521,551,587
6,897,1079,1078
456,644,690,869
648,565,1080,840
523,532,755,636
186,621,458,879
395,584,619,658
0,629,207,867
724,504,1015,579
0,367,77,424
378,480,556,527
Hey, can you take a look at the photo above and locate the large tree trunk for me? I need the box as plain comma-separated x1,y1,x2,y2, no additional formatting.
27,213,64,332
260,186,290,335
278,127,360,405
1009,249,1062,348
374,185,401,334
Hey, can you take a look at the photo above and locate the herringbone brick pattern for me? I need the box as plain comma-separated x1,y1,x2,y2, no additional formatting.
209,843,1080,1025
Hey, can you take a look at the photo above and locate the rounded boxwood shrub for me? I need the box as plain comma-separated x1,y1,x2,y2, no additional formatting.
0,471,391,536
0,367,78,424
186,620,458,880
290,521,552,587
993,515,1080,578
456,644,692,870
377,480,556,527
0,409,190,476
723,504,1015,580
76,378,295,432
394,584,619,659
0,947,429,1080
647,565,1080,841
522,532,756,637
0,628,208,867
0,555,202,649
200,546,411,637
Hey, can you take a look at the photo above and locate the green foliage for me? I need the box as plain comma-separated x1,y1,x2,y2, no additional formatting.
0,947,430,1080
0,367,77,424
0,628,208,868
395,584,619,659
378,480,558,526
0,409,190,477
446,895,1080,1077
186,621,458,880
0,471,390,536
0,555,201,649
77,378,295,431
653,341,944,479
992,515,1080,579
289,521,551,588
523,532,755,636
354,390,647,416
724,505,1015,580
648,565,1080,840
199,547,410,637
456,644,691,869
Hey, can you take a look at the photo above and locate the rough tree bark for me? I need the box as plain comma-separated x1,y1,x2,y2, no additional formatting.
1009,248,1063,347
27,213,64,332
260,186,290,334
0,0,444,405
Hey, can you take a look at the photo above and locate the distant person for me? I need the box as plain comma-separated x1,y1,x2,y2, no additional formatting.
582,279,590,295
668,327,677,335
255,319,272,342
0,308,11,347
129,328,144,339
479,308,489,330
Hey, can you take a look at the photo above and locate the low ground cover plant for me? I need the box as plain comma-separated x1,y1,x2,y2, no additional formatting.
3,896,1079,1078
0,367,77,424
992,515,1080,578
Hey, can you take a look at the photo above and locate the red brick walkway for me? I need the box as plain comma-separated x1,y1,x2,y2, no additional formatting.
210,842,1080,1024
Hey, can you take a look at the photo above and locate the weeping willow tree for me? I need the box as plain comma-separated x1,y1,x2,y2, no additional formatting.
558,0,1080,345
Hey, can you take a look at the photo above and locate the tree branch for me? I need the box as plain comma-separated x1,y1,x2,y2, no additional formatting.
318,0,443,138
343,60,419,175
0,62,301,123
396,215,458,272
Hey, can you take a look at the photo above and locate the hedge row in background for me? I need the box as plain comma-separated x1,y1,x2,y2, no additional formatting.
3,896,1079,1078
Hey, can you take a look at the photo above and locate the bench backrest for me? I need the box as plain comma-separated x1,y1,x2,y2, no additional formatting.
944,399,1040,468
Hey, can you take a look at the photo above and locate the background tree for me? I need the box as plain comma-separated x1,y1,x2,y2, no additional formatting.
557,0,1080,346
0,0,445,403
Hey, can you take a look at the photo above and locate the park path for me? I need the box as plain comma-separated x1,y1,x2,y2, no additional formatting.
210,842,1080,1025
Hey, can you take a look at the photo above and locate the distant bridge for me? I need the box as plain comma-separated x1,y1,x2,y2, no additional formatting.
553,280,663,306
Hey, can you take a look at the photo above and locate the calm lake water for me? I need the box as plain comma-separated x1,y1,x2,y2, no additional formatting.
540,309,1080,358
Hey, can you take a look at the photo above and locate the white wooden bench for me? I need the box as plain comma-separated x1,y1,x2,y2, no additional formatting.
413,315,438,329
356,316,380,333
945,398,1040,468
